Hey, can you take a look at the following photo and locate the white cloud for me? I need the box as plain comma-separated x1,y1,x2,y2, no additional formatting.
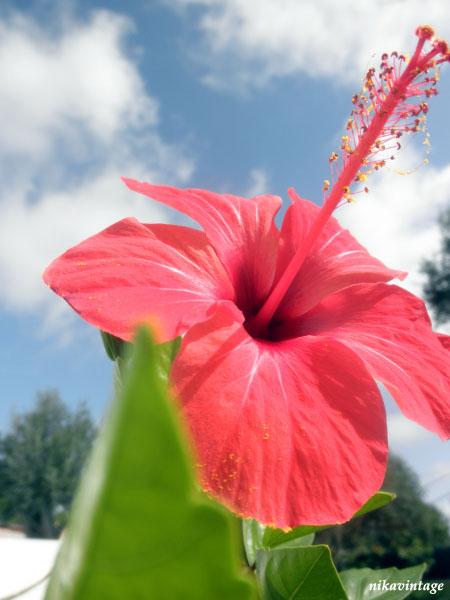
336,155,450,297
0,9,194,330
387,413,430,445
0,168,167,312
0,10,157,160
172,0,450,91
245,167,269,197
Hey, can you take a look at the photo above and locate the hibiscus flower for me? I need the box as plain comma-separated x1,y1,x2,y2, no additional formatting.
44,27,450,528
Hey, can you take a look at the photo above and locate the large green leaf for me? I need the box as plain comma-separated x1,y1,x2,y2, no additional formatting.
257,545,348,600
45,328,255,600
340,564,427,599
265,492,395,547
244,491,395,566
271,492,394,544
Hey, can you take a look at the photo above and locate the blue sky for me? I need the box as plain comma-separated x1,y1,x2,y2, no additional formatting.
0,1,449,515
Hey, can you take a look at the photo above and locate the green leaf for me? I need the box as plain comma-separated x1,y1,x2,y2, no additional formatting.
156,336,182,382
111,334,182,392
352,492,396,518
271,533,315,550
340,564,427,599
243,492,394,568
101,330,180,370
243,520,315,568
100,330,131,361
46,328,255,600
257,545,348,600
262,492,395,548
243,519,266,567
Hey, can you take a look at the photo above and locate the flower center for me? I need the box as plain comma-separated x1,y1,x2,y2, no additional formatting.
247,25,449,338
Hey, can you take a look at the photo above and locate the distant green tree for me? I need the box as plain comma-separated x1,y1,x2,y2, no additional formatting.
422,207,450,323
0,390,96,538
316,455,450,570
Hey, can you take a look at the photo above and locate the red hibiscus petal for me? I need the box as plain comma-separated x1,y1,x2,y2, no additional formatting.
273,190,405,320
44,219,235,341
300,283,450,439
437,333,450,351
122,178,282,312
171,304,387,528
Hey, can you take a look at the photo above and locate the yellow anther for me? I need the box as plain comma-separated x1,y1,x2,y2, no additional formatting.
423,137,431,146
329,152,339,162
323,179,330,191
341,135,349,142
343,186,355,203
356,173,368,182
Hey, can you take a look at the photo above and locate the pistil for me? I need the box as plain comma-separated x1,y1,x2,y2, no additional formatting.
249,26,449,336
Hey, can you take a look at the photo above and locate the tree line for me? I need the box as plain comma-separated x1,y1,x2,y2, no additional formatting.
0,390,96,538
